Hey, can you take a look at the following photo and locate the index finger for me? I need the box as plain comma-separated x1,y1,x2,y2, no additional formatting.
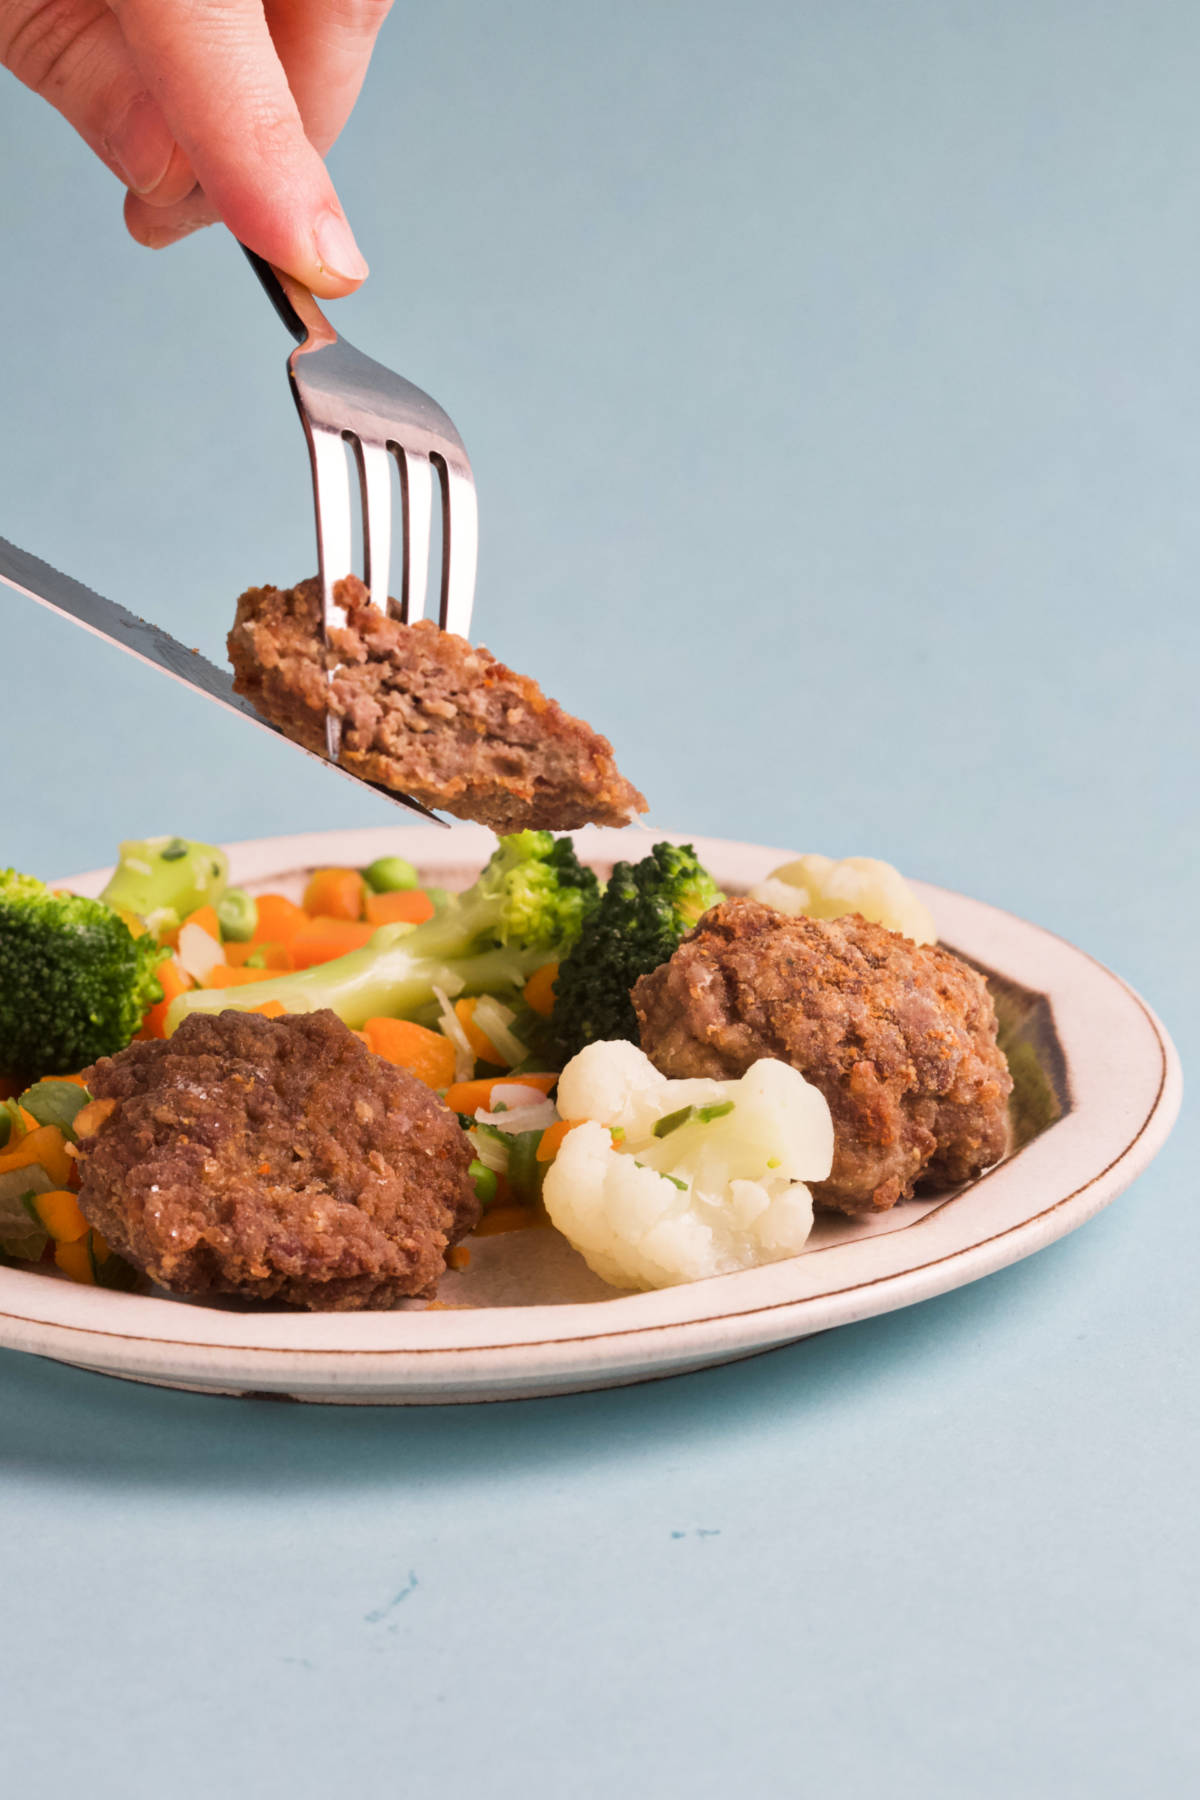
110,0,368,293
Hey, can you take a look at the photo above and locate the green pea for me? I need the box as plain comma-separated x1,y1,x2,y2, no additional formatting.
216,888,258,943
363,855,419,894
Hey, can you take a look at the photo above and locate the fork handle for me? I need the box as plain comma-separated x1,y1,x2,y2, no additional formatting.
240,243,337,350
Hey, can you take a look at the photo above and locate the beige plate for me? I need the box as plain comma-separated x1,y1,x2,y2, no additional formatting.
0,828,1181,1404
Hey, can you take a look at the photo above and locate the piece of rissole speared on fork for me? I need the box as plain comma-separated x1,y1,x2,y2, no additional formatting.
229,574,648,834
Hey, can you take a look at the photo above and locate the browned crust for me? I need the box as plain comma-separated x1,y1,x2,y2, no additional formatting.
77,1010,478,1311
228,575,647,832
633,899,1013,1215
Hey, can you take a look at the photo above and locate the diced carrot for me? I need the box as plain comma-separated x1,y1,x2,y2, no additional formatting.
523,962,560,1018
536,1119,579,1163
443,1072,558,1115
73,1098,116,1140
364,888,435,927
163,903,221,950
225,940,294,971
245,1001,287,1019
49,1073,89,1089
446,1245,471,1270
91,1232,111,1266
140,957,194,1039
32,1189,90,1243
0,1124,73,1187
54,1239,95,1284
363,1018,457,1090
185,904,222,940
203,964,280,989
454,998,508,1066
302,867,365,922
251,894,309,947
290,917,375,968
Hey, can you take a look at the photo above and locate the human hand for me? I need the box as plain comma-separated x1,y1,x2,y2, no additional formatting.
2,1,393,296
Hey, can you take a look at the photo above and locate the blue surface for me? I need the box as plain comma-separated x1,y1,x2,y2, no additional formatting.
1,4,1195,1794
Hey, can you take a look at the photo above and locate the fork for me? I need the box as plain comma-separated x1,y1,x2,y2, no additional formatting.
243,248,479,773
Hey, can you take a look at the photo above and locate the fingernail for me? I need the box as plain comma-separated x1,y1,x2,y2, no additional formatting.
140,220,206,250
313,210,369,283
105,93,176,196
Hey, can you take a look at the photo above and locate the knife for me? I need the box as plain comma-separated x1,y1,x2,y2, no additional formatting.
0,536,445,825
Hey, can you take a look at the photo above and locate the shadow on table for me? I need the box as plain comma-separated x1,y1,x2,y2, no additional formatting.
0,1221,1099,1498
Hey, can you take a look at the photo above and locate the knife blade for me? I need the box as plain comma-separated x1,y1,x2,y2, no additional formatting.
0,536,446,826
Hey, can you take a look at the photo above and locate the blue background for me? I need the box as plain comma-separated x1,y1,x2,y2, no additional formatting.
1,3,1195,1793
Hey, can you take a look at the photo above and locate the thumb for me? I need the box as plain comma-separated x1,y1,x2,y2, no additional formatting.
110,0,368,295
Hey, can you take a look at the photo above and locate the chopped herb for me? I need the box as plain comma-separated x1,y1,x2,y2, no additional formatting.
611,1125,626,1143
766,1156,782,1170
696,1100,734,1124
652,1099,734,1138
635,1160,688,1191
652,1104,696,1139
159,839,190,862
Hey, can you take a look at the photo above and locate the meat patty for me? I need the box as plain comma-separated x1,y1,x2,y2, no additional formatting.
632,899,1012,1214
77,1009,477,1309
228,575,647,833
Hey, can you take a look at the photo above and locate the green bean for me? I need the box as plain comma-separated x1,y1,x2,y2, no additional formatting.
216,888,258,943
468,1160,499,1209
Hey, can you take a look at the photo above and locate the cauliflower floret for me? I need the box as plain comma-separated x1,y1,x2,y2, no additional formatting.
748,852,935,945
544,1042,833,1290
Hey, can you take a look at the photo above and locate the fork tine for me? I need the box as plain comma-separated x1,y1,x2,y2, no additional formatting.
397,449,432,625
307,425,355,759
436,452,478,637
355,439,392,615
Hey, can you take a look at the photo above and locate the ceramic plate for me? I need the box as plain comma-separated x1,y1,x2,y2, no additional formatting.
0,828,1181,1404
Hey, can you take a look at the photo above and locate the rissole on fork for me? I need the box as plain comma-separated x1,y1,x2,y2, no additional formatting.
228,575,648,833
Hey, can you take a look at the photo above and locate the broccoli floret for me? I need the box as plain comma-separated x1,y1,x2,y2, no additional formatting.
546,842,723,1062
100,836,229,937
167,831,600,1034
0,871,169,1080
